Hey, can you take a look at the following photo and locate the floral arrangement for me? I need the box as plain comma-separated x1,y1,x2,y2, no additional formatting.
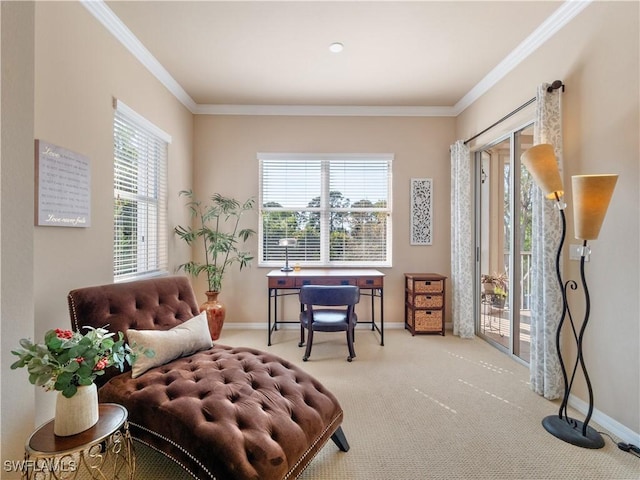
10,326,151,398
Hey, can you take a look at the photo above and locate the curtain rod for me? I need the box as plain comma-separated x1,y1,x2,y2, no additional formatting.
463,80,564,145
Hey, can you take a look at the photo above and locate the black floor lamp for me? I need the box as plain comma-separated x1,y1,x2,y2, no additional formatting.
522,144,618,449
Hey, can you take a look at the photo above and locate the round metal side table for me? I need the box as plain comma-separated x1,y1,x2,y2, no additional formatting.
23,403,135,480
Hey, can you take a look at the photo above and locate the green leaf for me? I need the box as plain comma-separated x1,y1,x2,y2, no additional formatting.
56,371,73,386
62,384,77,398
10,358,27,369
19,338,34,349
63,361,80,373
77,364,93,378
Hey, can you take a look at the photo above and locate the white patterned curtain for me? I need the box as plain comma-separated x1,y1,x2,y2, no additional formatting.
529,83,564,399
450,140,474,338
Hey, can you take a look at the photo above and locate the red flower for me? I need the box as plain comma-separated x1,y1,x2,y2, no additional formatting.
93,357,109,371
55,328,73,339
75,357,84,363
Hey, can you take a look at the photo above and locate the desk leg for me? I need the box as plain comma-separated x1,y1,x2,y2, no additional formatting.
267,288,278,346
380,288,384,346
268,288,274,346
370,290,375,331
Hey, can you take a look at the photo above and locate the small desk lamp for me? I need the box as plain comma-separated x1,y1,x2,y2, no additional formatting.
278,238,297,272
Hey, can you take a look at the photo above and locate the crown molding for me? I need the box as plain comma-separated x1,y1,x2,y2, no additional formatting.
81,0,198,112
84,0,590,117
453,0,592,115
193,104,456,117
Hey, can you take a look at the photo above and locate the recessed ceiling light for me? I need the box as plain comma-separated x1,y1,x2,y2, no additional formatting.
329,42,344,53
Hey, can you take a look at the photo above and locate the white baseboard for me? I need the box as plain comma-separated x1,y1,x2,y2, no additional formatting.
568,394,640,446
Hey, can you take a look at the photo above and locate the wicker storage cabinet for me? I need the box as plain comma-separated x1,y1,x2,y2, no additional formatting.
405,273,447,335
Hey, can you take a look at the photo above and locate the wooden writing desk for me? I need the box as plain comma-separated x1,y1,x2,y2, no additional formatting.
267,268,385,347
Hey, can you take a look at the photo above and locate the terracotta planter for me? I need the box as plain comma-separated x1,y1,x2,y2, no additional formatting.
201,291,226,340
54,383,99,436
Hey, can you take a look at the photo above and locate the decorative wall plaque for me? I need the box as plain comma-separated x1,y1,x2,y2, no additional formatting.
410,178,432,245
35,140,91,227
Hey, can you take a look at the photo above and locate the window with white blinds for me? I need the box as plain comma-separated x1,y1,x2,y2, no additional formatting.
259,153,392,267
113,100,170,281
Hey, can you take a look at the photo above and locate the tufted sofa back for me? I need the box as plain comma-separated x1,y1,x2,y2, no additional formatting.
67,276,200,384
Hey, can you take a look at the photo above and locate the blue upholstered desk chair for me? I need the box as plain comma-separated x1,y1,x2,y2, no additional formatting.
298,285,360,362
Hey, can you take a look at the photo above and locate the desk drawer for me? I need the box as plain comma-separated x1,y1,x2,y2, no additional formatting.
296,278,356,287
357,277,383,288
269,277,296,288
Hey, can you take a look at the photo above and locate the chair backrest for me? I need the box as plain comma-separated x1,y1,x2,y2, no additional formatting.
299,285,360,307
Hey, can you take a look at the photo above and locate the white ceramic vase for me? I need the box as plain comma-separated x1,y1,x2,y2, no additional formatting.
54,383,99,436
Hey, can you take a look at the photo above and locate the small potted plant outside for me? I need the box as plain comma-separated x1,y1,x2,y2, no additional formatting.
481,271,508,292
174,190,256,340
492,285,508,308
481,271,508,308
481,274,496,294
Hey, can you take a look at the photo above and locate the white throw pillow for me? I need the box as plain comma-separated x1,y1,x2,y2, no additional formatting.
127,312,213,378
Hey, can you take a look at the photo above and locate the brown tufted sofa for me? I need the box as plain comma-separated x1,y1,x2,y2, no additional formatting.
67,276,349,480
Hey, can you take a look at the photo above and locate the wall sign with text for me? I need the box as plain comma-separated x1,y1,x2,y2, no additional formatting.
35,140,91,227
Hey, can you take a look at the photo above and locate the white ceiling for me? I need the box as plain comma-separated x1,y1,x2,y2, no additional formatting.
90,1,588,115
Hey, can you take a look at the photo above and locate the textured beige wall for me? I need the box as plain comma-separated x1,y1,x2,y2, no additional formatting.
456,2,639,434
0,1,195,453
191,115,456,327
1,2,36,474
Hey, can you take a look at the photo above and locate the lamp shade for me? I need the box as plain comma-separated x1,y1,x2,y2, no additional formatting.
521,144,564,199
278,238,297,247
571,174,618,240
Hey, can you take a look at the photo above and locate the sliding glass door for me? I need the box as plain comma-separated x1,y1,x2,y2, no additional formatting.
475,125,533,363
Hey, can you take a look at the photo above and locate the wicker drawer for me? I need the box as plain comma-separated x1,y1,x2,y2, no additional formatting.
413,294,443,309
407,278,443,293
406,308,443,333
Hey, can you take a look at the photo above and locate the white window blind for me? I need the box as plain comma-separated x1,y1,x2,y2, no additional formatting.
113,100,170,281
259,153,392,267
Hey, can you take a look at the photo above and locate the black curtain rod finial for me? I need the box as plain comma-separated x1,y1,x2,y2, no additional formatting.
547,80,565,92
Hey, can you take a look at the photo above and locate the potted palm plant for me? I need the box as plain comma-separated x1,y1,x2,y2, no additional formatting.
175,190,255,339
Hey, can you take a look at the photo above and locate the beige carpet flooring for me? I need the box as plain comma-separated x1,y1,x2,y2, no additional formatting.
124,327,638,479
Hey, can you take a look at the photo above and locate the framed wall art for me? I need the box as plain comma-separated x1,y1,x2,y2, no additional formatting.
410,178,432,245
35,140,91,227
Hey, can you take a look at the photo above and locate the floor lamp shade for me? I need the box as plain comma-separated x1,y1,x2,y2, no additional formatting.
572,174,618,240
521,144,564,199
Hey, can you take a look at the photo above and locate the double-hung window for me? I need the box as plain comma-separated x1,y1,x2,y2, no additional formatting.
113,100,170,281
259,153,392,267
